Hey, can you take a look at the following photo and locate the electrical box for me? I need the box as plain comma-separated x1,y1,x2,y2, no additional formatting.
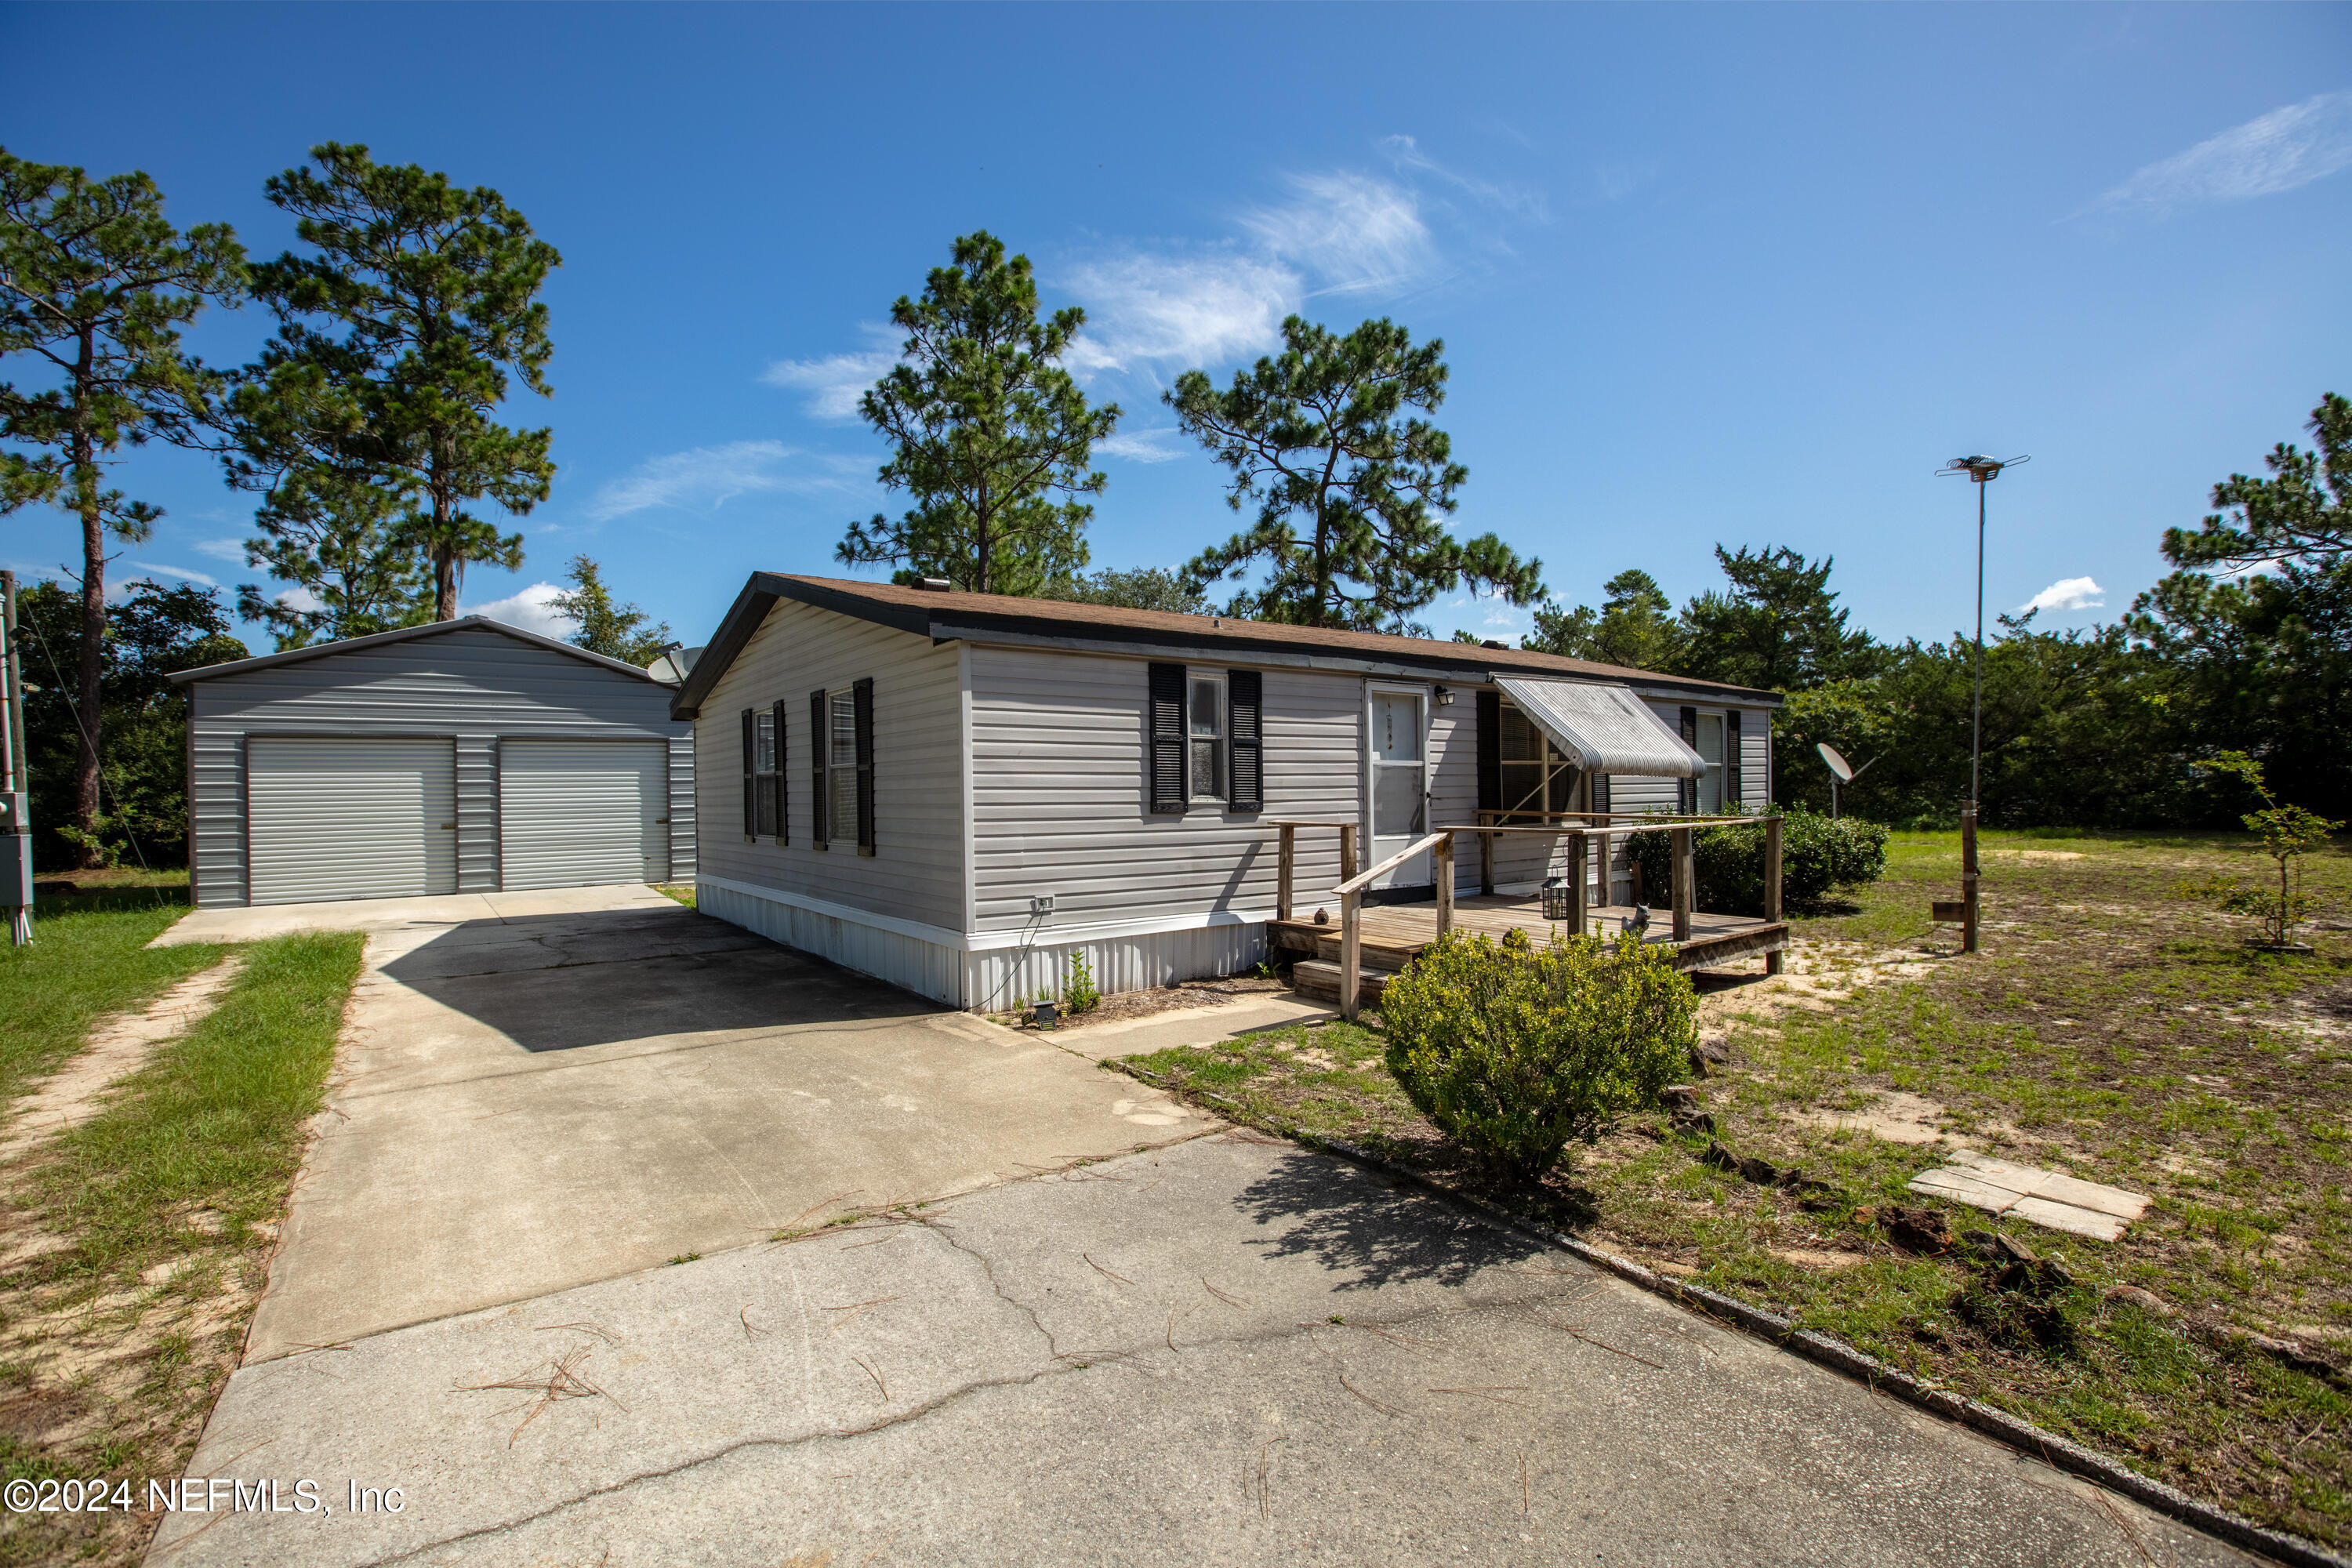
0,793,23,829
1029,894,1054,916
1,833,31,909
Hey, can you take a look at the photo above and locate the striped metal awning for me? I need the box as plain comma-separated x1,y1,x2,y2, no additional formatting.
1493,677,1705,779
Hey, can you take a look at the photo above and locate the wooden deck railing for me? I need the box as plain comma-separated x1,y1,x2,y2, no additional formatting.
1267,811,1786,1020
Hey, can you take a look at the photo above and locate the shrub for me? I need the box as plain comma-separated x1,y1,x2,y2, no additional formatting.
1625,805,1887,914
1381,929,1696,1185
1064,949,1101,1015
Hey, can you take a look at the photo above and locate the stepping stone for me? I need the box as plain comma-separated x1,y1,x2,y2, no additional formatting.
1905,1149,2147,1243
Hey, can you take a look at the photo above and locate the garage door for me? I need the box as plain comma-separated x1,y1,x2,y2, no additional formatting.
248,737,459,906
498,739,670,891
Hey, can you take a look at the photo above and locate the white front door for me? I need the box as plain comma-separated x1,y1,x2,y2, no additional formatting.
1367,688,1430,891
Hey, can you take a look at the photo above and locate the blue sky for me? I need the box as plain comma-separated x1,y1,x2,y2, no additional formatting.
2,2,2347,653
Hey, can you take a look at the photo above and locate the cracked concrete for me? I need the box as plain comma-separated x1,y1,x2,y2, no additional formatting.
216,885,1209,1362
154,1135,2256,1568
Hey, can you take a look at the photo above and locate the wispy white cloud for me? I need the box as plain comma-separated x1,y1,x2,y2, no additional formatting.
463,582,574,640
1379,135,1548,220
1241,171,1437,296
1095,426,1189,464
276,586,325,615
2089,90,2352,215
1065,252,1299,376
190,537,249,565
125,561,218,587
760,325,899,420
583,440,847,522
1595,161,1660,202
2019,575,2105,615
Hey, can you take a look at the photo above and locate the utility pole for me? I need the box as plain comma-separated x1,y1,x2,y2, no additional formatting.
2,572,33,945
1936,455,2028,955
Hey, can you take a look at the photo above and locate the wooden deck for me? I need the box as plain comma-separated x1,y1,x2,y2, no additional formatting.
1272,894,1789,1007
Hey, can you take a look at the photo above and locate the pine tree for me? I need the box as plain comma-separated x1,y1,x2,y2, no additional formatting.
1167,315,1541,633
1523,568,1683,670
837,232,1118,594
0,151,244,863
227,143,558,622
549,554,673,665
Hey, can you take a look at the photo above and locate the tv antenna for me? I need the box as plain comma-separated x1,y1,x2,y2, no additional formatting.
1816,742,1878,820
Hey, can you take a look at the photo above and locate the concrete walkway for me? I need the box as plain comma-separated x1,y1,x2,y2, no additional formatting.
154,1134,2251,1567
169,885,1210,1359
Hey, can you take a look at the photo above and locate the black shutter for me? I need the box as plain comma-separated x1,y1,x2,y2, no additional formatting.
1679,706,1699,814
853,676,876,856
1593,772,1611,816
1475,689,1501,813
1725,710,1743,811
809,690,828,849
740,709,756,841
771,698,790,844
1227,670,1262,813
1148,662,1186,815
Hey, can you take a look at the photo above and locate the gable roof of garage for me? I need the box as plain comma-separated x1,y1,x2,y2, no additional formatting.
168,615,676,686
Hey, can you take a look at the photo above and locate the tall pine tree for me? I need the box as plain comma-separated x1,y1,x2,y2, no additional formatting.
837,232,1119,594
1167,315,1542,633
227,143,559,623
0,151,244,863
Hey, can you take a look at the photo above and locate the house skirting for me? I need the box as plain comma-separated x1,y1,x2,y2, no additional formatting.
695,877,1269,1011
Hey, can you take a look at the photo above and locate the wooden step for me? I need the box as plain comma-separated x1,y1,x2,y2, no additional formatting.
1290,959,1391,1007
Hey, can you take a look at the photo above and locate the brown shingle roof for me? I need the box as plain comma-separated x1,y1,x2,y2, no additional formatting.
673,572,1779,717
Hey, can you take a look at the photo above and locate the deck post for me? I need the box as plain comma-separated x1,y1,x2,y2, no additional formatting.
1567,831,1588,938
1339,887,1362,1022
1434,833,1454,942
1763,815,1785,975
1961,801,1980,954
1671,826,1694,942
1278,823,1295,922
1340,822,1358,889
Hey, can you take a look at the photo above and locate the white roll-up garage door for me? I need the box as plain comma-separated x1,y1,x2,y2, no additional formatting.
498,739,670,891
248,737,459,906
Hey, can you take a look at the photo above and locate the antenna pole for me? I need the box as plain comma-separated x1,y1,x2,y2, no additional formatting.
1963,478,1987,956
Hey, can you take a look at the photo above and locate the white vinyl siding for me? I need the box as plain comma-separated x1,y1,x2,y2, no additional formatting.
969,648,1363,934
247,736,457,905
692,599,964,931
499,739,670,890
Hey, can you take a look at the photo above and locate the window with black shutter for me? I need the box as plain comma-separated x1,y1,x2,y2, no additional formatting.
809,690,829,849
1726,710,1744,810
1679,706,1699,814
740,709,757,841
1227,670,1262,813
770,699,790,843
751,708,781,837
852,676,875,856
1147,662,1186,814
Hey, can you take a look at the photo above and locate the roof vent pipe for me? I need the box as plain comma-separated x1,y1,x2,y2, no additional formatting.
916,577,954,592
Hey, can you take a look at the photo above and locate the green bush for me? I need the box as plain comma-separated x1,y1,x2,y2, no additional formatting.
1381,929,1696,1185
1624,805,1887,914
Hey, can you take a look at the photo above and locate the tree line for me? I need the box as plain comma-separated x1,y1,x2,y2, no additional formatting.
4,143,2340,868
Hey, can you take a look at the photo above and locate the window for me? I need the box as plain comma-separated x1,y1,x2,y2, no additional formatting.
828,690,859,843
1188,673,1225,801
1497,699,1581,818
752,710,780,837
1694,712,1724,813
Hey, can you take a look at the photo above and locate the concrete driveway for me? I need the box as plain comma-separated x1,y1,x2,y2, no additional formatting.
160,885,1209,1358
154,1133,2252,1568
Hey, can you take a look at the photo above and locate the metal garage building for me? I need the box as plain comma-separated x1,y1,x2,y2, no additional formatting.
172,617,695,908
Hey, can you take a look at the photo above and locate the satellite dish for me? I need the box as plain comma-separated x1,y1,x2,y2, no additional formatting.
1817,742,1854,783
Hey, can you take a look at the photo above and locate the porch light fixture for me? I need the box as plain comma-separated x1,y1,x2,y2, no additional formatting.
1935,452,2030,955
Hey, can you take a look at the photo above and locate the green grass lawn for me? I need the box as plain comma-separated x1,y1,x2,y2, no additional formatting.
0,884,365,1568
1126,827,2352,1550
